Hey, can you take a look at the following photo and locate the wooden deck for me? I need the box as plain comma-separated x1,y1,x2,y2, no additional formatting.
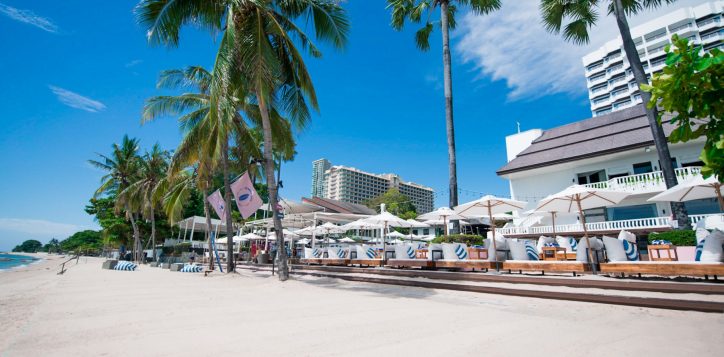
349,259,383,267
503,261,591,275
433,260,496,271
600,262,724,277
386,259,434,269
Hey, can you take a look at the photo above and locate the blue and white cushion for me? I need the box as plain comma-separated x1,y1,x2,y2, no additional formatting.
695,239,705,261
441,243,468,260
180,264,202,272
698,229,724,262
621,240,639,261
525,241,539,261
454,244,468,260
569,238,578,252
114,261,137,271
651,239,672,245
313,248,323,258
366,247,377,259
337,249,348,259
406,245,416,259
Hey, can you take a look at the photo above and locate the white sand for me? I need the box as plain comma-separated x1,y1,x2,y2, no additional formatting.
1,254,722,357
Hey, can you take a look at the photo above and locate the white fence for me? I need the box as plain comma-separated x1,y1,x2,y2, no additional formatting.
584,167,702,194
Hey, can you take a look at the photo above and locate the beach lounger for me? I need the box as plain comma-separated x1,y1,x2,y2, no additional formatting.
386,243,434,269
113,261,137,271
300,247,325,265
318,247,350,266
433,243,496,271
350,245,383,267
599,261,724,278
502,240,590,275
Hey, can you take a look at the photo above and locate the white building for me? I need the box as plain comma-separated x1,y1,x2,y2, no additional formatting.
313,159,435,213
496,105,719,237
583,1,723,117
311,158,331,197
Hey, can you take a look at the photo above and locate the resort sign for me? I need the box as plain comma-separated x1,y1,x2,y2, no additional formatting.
231,171,263,219
206,189,226,219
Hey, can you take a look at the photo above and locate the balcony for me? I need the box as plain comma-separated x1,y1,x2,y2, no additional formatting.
583,167,702,194
701,30,722,44
696,16,721,31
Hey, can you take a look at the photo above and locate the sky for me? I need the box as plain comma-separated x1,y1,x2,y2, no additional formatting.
0,0,708,251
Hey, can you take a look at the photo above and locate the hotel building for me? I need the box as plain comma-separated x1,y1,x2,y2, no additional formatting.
311,159,435,213
583,1,722,117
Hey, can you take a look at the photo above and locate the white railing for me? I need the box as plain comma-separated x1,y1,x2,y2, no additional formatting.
583,167,702,194
690,213,724,225
498,216,672,236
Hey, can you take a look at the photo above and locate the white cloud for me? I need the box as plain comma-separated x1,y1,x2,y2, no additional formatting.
0,2,58,33
0,218,85,237
125,59,143,68
455,0,708,101
48,85,107,113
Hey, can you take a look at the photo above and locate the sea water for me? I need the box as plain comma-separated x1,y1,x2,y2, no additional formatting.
0,253,38,271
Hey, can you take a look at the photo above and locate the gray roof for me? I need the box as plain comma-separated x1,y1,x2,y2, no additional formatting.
301,197,376,215
497,104,676,175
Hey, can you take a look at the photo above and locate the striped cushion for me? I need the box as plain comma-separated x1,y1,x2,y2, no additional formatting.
406,246,416,259
180,264,202,273
366,247,376,259
313,248,323,258
454,244,468,260
337,249,348,259
525,242,539,261
569,238,578,252
622,240,639,261
695,240,705,261
114,261,137,271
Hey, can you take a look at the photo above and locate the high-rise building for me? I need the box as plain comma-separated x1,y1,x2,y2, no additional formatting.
311,158,331,198
582,1,722,117
311,159,435,213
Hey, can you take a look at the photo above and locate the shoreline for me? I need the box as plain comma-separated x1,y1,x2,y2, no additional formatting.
0,252,43,273
1,256,722,356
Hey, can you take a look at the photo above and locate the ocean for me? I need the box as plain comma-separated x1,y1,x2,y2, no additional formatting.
0,253,39,271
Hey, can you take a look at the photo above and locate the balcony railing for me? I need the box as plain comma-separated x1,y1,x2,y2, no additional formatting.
583,167,702,193
498,216,672,236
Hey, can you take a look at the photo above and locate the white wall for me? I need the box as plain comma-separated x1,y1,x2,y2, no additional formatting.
505,129,542,162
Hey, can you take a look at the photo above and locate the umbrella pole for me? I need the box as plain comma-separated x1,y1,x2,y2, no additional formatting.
551,212,556,236
382,222,387,262
575,195,596,275
488,205,499,272
444,216,448,236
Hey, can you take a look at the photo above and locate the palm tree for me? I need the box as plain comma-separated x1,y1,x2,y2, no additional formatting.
89,135,144,262
135,0,350,280
387,0,502,218
540,0,689,228
118,144,170,262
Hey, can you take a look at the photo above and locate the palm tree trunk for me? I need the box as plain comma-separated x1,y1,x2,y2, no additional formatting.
440,1,459,231
203,187,215,271
128,209,141,263
150,205,156,262
221,138,236,272
612,0,689,229
257,87,288,281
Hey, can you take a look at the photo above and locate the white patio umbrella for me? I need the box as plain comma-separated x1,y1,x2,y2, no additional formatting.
240,232,264,240
386,231,406,238
648,175,723,211
319,222,344,245
455,195,528,256
297,238,311,245
405,219,429,241
535,185,630,271
361,211,411,260
418,207,466,235
338,237,356,243
390,239,405,244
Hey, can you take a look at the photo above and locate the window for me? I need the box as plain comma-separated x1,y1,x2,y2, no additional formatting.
577,170,606,185
633,162,653,174
423,229,429,235
684,198,720,215
606,204,657,221
682,160,705,168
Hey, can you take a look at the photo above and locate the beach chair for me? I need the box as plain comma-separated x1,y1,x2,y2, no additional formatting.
300,247,325,265
502,240,590,276
319,247,350,266
112,261,137,271
433,243,496,271
600,230,724,278
386,243,434,269
350,244,383,267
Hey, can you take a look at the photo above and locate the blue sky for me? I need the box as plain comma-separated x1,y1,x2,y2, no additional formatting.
0,0,705,250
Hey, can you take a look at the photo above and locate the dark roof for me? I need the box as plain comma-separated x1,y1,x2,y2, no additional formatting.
497,104,676,175
301,197,376,215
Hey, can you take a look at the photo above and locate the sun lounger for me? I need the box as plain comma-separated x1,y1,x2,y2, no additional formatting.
350,245,383,267
112,261,137,271
386,244,434,269
317,247,350,266
599,261,724,278
432,243,496,271
300,247,325,265
502,240,590,275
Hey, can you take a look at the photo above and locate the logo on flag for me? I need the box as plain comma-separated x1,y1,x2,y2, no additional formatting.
207,190,225,219
231,171,263,219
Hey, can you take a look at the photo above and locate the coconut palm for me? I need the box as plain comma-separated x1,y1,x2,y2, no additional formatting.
89,135,144,262
387,0,501,216
118,144,170,262
540,0,689,227
135,0,349,280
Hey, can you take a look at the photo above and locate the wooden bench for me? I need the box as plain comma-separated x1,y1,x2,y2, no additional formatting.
318,259,350,266
600,262,724,278
349,259,383,267
386,259,435,269
433,260,495,271
299,258,324,265
502,261,591,276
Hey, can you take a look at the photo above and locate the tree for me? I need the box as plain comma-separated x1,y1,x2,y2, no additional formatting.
641,35,724,182
118,144,170,261
540,0,689,228
42,238,61,254
366,188,418,218
136,0,350,280
59,230,103,254
12,240,43,253
88,135,145,262
85,196,132,249
387,0,501,216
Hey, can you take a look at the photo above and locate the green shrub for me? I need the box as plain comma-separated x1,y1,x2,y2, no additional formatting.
431,234,484,246
648,230,696,246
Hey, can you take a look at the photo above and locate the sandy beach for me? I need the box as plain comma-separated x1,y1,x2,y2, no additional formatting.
1,254,722,357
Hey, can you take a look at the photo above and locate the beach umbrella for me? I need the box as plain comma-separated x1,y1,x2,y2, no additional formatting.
297,238,311,245
386,231,406,238
240,232,264,240
455,195,527,254
648,175,723,211
405,219,429,241
418,207,466,235
535,185,630,272
339,237,356,243
361,212,411,260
